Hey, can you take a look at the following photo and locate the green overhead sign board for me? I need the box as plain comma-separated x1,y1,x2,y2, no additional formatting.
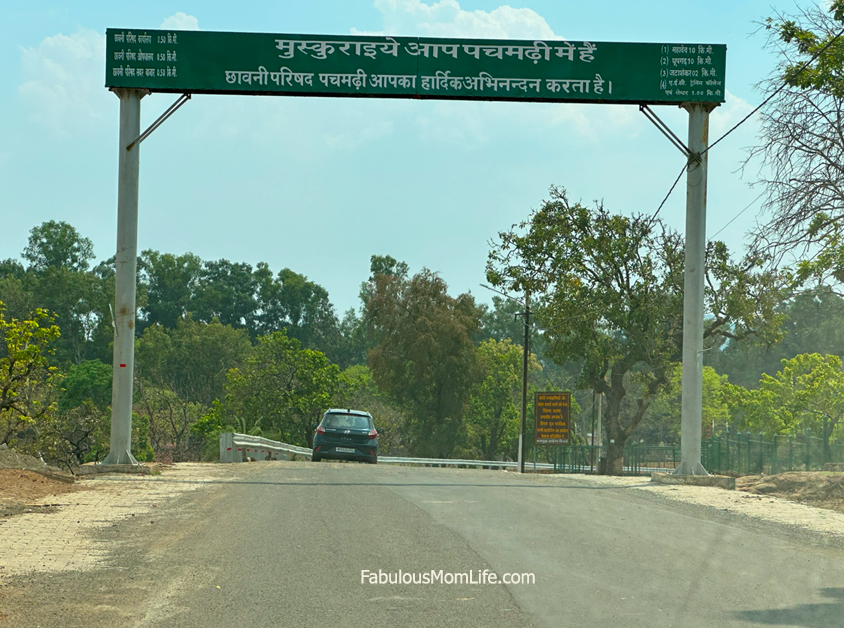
105,29,726,105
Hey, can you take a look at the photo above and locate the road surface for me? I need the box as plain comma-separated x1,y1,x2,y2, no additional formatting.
3,461,844,627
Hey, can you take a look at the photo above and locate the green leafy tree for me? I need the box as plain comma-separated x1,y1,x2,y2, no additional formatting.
39,360,113,468
59,360,112,413
0,275,35,324
135,317,251,407
0,302,61,446
2,222,111,365
463,338,540,461
0,259,26,280
333,364,407,455
30,265,109,365
637,365,730,445
487,187,787,474
334,255,413,370
23,220,94,273
366,269,482,457
333,308,369,369
0,261,31,323
192,259,258,330
477,296,525,346
707,287,844,388
139,250,202,329
254,264,341,355
725,353,844,444
133,318,251,459
216,331,339,446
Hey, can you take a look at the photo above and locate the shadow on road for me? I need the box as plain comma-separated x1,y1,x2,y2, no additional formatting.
734,588,844,627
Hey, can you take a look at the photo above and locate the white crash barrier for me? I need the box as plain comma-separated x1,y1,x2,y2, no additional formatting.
219,433,313,463
219,433,551,468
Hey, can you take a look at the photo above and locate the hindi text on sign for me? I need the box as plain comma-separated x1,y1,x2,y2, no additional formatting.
105,29,726,105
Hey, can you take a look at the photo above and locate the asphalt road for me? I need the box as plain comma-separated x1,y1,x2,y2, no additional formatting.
5,462,844,628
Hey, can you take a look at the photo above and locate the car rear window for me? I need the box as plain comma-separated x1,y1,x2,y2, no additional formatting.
323,413,371,429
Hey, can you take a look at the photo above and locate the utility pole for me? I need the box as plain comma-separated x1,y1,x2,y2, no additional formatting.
675,102,715,476
823,415,830,464
103,88,146,465
516,294,531,474
595,392,603,473
480,283,533,474
590,390,597,471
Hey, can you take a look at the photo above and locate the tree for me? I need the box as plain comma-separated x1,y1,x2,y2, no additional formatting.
215,331,339,446
59,359,112,414
38,400,109,470
30,265,109,365
487,187,786,474
254,264,341,355
477,296,524,346
463,338,539,461
707,287,844,388
366,269,482,457
0,224,111,366
477,295,583,413
333,254,413,370
135,317,251,407
333,308,369,369
637,365,730,445
0,275,35,323
333,364,407,455
135,381,204,461
23,220,95,273
139,250,202,329
748,2,844,263
725,353,844,445
137,251,344,358
191,259,258,330
359,254,409,308
132,318,251,460
0,302,61,446
36,360,113,468
0,259,25,277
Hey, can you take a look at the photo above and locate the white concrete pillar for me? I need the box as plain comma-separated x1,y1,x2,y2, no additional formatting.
103,89,146,465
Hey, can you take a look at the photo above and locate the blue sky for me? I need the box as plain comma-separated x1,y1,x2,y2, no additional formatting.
0,1,808,314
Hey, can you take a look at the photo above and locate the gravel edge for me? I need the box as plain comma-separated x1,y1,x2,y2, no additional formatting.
546,473,844,551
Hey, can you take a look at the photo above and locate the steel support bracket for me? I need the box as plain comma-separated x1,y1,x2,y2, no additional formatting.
639,104,699,164
126,93,191,151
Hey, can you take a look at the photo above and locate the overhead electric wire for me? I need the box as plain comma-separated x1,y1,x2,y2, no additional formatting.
648,162,688,224
647,27,844,222
708,190,766,240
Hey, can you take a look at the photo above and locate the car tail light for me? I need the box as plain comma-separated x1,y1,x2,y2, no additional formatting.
368,429,378,439
315,445,321,452
316,425,326,435
369,449,374,456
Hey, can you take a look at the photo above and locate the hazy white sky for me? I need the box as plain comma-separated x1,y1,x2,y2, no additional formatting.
0,1,805,313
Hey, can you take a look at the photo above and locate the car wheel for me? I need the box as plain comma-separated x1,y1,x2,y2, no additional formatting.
312,455,321,463
368,457,378,465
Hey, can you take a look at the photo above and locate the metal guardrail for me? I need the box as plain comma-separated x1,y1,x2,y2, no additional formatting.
219,433,551,468
219,433,673,474
219,433,311,463
381,456,554,470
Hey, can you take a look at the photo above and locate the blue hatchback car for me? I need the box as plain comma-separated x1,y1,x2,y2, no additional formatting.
312,409,379,464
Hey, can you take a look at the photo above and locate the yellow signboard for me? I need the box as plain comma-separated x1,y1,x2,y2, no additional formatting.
534,392,571,444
